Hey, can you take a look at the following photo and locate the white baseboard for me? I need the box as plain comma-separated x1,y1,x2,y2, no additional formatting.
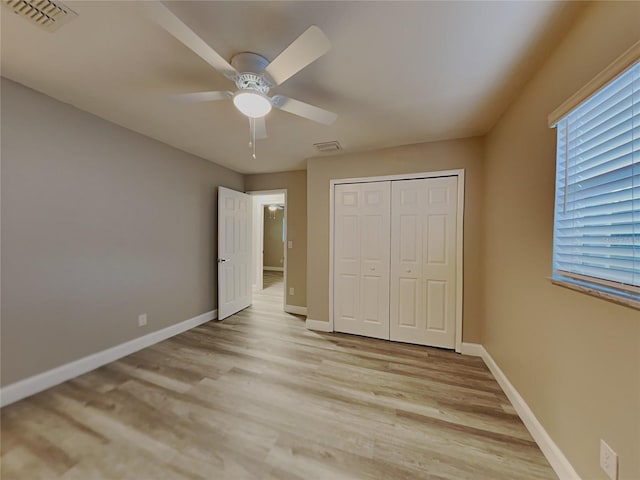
0,309,217,407
471,344,581,480
284,304,307,316
305,318,332,332
459,342,485,357
263,266,284,272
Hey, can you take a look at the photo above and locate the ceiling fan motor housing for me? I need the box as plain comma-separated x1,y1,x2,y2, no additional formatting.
231,52,272,93
235,73,271,94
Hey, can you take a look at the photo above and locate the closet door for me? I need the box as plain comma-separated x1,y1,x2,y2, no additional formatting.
390,176,457,348
334,182,390,340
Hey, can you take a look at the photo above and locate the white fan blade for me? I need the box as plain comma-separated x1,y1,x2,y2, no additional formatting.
271,95,337,125
255,117,268,140
168,91,233,103
264,26,330,86
148,3,237,80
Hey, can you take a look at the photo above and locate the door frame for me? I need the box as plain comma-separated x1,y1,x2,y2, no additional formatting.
247,189,287,311
329,169,465,353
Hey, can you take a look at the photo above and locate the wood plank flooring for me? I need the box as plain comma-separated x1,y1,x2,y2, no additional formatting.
1,274,557,479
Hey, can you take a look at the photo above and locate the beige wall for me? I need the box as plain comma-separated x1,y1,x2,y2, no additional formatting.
1,78,244,386
245,171,307,308
306,137,484,342
482,2,640,479
263,207,284,268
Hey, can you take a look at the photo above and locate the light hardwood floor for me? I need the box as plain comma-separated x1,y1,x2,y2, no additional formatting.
1,276,557,479
261,270,285,298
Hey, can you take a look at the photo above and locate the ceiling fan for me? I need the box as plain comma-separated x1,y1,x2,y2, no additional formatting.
148,2,337,157
266,204,284,219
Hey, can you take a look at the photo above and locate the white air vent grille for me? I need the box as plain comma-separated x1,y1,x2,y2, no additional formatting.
314,141,342,153
3,0,77,32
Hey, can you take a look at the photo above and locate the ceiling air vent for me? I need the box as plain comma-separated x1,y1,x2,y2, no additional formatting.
3,0,77,32
313,141,342,154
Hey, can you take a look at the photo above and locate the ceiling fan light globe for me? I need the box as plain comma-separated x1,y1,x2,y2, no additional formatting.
233,90,272,118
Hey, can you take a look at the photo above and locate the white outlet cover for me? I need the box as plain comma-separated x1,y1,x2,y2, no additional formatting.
600,439,618,480
288,240,293,249
289,287,294,295
138,313,147,327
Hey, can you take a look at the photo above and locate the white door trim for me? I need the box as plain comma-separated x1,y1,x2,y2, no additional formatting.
247,189,288,312
329,169,465,353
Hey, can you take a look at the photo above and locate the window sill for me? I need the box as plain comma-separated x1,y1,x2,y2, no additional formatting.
549,277,640,311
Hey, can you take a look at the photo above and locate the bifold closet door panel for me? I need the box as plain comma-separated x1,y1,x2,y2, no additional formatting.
390,176,457,348
334,182,390,340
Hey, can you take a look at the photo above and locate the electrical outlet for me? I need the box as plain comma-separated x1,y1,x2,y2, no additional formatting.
288,240,293,249
289,287,294,296
138,313,147,327
600,439,618,480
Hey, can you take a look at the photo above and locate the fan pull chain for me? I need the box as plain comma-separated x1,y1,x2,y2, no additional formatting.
249,118,257,159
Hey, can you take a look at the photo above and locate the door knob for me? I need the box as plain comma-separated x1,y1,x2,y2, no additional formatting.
218,258,229,263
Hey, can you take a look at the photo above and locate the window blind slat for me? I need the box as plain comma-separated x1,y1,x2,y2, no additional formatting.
558,211,635,228
565,127,638,169
556,262,636,284
567,110,638,157
556,245,637,259
568,87,640,141
566,140,638,176
564,174,640,203
566,150,634,185
558,199,634,218
568,93,640,145
555,234,636,247
566,163,637,192
559,185,639,209
555,222,636,236
567,75,638,127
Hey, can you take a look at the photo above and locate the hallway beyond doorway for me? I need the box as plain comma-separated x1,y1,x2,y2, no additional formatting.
253,271,284,310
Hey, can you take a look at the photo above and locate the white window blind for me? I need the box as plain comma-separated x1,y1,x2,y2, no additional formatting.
553,60,639,295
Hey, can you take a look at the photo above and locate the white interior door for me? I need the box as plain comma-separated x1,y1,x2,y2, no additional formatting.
218,187,252,320
334,182,390,340
390,177,458,348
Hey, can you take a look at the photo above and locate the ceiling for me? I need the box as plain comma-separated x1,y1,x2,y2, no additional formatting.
1,1,584,174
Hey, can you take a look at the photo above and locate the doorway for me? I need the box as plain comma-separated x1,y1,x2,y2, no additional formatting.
249,190,287,311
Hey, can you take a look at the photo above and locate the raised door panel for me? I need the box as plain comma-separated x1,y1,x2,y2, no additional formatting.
337,273,359,321
222,264,234,304
425,280,447,331
361,214,385,326
426,215,447,264
398,278,418,327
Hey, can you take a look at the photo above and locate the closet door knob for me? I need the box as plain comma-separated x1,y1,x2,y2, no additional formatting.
406,269,412,273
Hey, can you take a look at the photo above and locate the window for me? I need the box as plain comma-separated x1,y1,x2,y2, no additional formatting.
552,60,639,304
